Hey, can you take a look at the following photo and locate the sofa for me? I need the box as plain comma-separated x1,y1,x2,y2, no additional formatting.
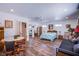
56,39,79,56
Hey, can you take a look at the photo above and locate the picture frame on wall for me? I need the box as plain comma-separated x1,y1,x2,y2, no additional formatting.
5,20,13,28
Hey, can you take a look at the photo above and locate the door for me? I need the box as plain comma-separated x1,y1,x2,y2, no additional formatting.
22,22,26,38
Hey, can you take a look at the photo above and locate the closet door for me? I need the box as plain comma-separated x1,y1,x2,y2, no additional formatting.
37,26,42,36
0,27,4,40
0,27,4,52
22,22,27,38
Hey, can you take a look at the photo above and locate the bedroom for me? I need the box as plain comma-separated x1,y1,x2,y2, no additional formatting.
0,3,79,56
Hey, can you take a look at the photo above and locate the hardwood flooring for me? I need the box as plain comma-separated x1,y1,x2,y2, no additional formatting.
0,36,62,56
25,36,62,56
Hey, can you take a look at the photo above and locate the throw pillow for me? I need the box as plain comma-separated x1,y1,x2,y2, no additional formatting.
73,44,79,53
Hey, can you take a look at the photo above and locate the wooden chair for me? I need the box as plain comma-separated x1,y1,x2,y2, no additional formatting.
14,39,26,56
4,41,15,56
0,40,5,55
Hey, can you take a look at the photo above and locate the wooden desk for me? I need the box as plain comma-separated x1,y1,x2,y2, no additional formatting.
4,37,24,41
14,37,26,56
3,37,26,56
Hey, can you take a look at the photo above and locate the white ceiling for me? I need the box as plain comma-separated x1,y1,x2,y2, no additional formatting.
0,3,78,24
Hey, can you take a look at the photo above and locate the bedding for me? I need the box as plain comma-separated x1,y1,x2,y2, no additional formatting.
40,32,57,41
29,30,32,36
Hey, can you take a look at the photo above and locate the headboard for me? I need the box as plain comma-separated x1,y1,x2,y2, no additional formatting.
47,30,57,33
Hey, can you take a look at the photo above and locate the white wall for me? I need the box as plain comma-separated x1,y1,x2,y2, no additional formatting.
41,20,77,35
53,20,77,35
0,12,29,41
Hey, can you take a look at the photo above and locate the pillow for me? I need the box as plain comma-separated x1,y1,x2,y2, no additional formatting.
72,40,79,44
73,44,79,53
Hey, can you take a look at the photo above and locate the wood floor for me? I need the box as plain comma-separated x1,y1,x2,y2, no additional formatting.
25,36,62,56
0,36,62,56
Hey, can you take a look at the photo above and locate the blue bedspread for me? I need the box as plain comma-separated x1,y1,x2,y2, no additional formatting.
40,32,57,41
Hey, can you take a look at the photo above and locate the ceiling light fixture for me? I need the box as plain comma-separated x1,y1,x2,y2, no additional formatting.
42,25,47,27
55,17,60,20
55,24,62,27
64,9,68,12
10,9,14,12
65,17,69,19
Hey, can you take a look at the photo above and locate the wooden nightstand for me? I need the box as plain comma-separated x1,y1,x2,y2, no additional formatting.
58,35,63,39
57,31,63,39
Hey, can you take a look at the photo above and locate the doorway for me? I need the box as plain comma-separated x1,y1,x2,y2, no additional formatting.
22,22,27,38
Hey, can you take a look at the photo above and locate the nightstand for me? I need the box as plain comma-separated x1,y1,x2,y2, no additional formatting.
58,35,63,39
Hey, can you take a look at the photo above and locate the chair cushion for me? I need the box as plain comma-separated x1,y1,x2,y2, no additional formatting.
59,39,74,51
77,41,79,44
5,41,14,51
73,44,79,53
73,40,79,44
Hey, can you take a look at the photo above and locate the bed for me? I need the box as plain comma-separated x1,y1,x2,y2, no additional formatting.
40,31,57,41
